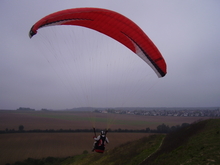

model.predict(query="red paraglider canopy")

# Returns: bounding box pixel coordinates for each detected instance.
[29,7,166,77]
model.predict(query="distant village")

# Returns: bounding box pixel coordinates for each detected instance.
[17,107,220,117]
[93,107,220,117]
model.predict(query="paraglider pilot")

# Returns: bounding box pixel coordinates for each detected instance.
[92,130,109,153]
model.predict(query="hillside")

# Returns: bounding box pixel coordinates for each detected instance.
[12,119,220,165]
[142,118,220,165]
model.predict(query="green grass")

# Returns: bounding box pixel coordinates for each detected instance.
[73,134,164,165]
[144,119,220,165]
[113,119,152,126]
[17,111,159,127]
[15,111,92,122]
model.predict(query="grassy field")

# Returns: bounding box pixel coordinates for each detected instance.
[142,119,220,165]
[0,110,211,164]
[0,110,210,131]
[4,119,219,165]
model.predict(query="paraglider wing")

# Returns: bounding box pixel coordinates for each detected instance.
[29,8,166,77]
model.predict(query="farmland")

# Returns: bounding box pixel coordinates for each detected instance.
[0,110,210,131]
[0,110,211,165]
[0,132,149,165]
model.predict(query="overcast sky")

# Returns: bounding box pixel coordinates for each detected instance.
[1,1,220,110]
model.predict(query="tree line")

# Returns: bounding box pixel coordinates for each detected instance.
[0,123,190,134]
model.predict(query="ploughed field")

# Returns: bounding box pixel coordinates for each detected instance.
[0,110,210,165]
[0,132,149,165]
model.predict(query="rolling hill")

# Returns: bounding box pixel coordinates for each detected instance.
[12,119,220,165]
